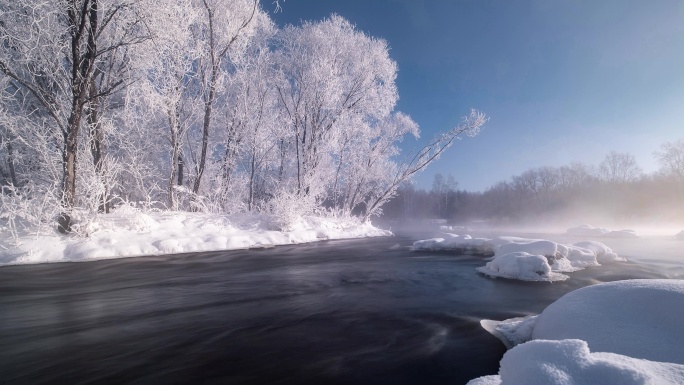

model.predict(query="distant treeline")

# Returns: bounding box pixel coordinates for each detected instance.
[382,142,684,225]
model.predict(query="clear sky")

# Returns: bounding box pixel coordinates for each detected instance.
[266,0,684,191]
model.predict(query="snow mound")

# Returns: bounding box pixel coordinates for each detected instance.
[0,212,392,266]
[567,224,639,238]
[571,240,622,262]
[486,279,684,363]
[411,233,494,254]
[676,230,684,240]
[467,339,684,385]
[473,280,684,384]
[413,234,621,282]
[532,279,684,363]
[476,252,569,282]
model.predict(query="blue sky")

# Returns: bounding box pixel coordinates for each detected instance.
[267,0,684,191]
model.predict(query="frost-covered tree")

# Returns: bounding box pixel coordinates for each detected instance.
[1,5,484,228]
[362,109,486,220]
[558,162,594,189]
[272,15,485,219]
[0,0,153,231]
[124,0,201,209]
[188,0,269,197]
[432,173,458,218]
[207,23,279,212]
[598,151,642,183]
[654,139,684,180]
[332,112,420,216]
[274,15,399,202]
[121,0,270,210]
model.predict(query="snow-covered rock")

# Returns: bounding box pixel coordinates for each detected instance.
[0,211,392,266]
[471,279,684,384]
[411,233,494,254]
[566,224,639,238]
[412,234,622,282]
[467,339,684,385]
[476,252,569,282]
[571,240,621,262]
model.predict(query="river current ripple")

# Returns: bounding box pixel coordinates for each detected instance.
[0,231,680,384]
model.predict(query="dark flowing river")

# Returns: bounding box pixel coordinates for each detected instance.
[0,231,681,384]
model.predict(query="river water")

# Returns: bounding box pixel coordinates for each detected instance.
[0,230,682,384]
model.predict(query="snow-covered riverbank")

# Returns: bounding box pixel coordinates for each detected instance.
[0,208,391,266]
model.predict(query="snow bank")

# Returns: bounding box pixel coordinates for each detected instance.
[467,339,684,385]
[471,279,684,384]
[567,224,639,238]
[413,234,622,282]
[487,279,684,362]
[0,210,391,266]
[534,279,684,363]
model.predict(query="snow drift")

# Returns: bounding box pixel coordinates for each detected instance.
[467,339,684,385]
[471,279,684,385]
[0,209,391,266]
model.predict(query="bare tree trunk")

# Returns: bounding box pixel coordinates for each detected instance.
[177,154,184,186]
[168,105,181,210]
[87,75,108,213]
[248,151,256,211]
[193,77,215,195]
[58,0,99,233]
[60,98,83,232]
[5,136,19,189]
[220,131,240,197]
[295,130,302,195]
[278,139,286,183]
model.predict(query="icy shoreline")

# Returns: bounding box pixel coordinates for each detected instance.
[0,209,392,266]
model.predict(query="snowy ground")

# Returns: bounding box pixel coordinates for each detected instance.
[470,279,684,385]
[0,207,391,266]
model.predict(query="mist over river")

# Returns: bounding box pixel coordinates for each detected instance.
[1,230,681,385]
